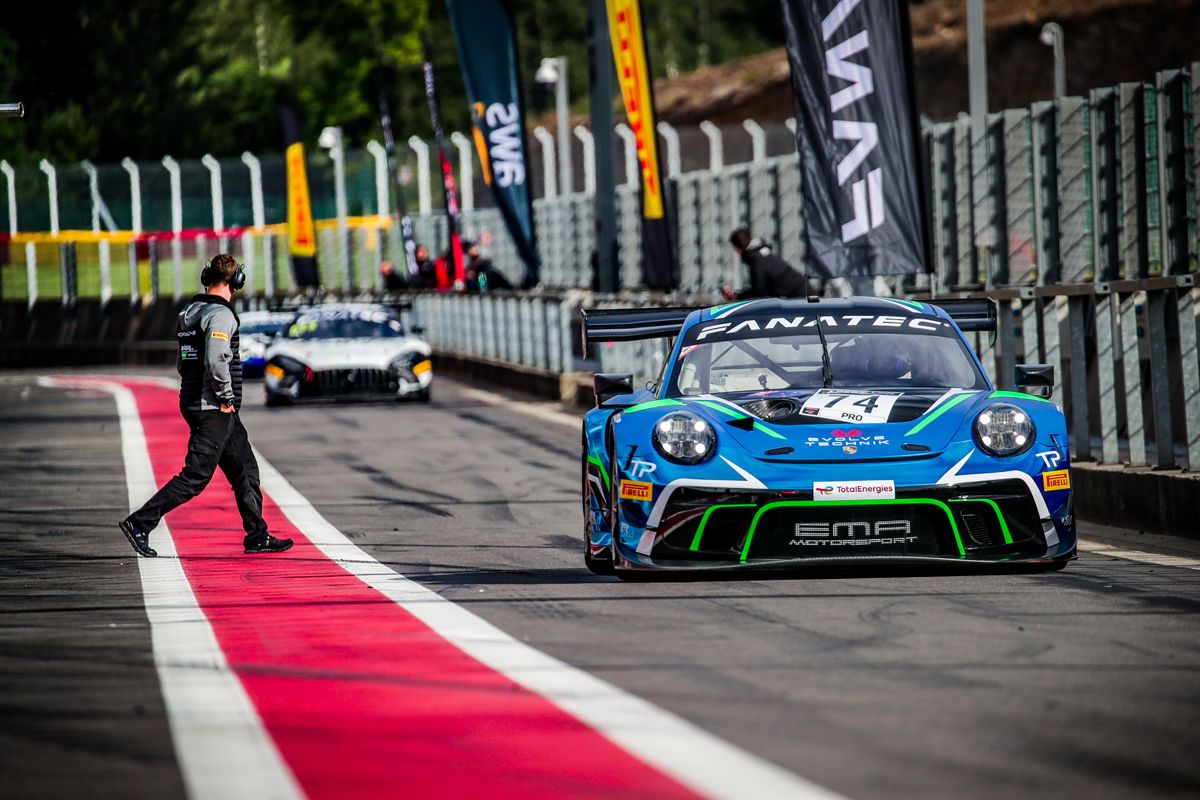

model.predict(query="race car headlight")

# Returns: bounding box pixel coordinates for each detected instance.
[652,411,716,465]
[265,356,307,388]
[973,403,1035,456]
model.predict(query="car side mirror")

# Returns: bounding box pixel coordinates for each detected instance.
[594,372,634,407]
[1015,363,1054,398]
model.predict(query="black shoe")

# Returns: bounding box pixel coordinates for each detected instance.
[119,520,157,558]
[244,534,294,554]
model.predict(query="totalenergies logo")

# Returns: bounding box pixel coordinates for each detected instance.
[814,485,835,496]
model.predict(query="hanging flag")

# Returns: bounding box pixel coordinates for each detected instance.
[780,0,928,277]
[606,0,674,290]
[445,0,540,286]
[422,60,466,288]
[280,105,320,288]
[378,91,420,278]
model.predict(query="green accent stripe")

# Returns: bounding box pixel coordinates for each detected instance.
[695,399,743,418]
[694,400,787,439]
[989,390,1050,403]
[949,498,1013,545]
[891,299,926,311]
[739,499,965,562]
[624,398,686,414]
[690,504,756,551]
[752,422,787,440]
[586,453,609,487]
[708,300,751,317]
[905,392,977,436]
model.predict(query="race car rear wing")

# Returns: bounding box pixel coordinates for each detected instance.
[929,298,996,332]
[581,307,697,344]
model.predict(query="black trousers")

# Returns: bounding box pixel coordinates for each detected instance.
[127,409,268,540]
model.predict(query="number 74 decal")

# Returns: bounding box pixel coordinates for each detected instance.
[799,390,903,424]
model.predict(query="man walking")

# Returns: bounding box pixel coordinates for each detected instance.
[118,254,293,557]
[722,227,830,299]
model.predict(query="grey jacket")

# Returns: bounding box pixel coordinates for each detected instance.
[177,297,241,411]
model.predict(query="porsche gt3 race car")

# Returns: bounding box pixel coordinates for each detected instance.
[263,303,432,405]
[580,297,1075,578]
[238,310,297,379]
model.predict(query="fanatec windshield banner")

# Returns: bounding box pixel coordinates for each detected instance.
[781,0,927,276]
[446,0,540,285]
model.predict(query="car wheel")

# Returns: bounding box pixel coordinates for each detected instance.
[264,391,289,407]
[582,443,614,575]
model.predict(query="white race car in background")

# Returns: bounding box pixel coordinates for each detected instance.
[239,310,297,379]
[263,303,432,405]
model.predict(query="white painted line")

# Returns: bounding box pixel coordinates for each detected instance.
[1078,540,1200,572]
[254,446,847,800]
[453,383,582,429]
[41,377,303,800]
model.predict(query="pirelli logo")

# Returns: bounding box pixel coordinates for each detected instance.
[619,480,653,502]
[211,331,229,341]
[1042,469,1071,491]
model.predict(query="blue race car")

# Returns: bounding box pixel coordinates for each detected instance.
[580,297,1075,578]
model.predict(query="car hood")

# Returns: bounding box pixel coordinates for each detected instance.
[625,390,993,462]
[265,337,430,370]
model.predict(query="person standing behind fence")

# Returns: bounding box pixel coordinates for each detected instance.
[722,227,829,300]
[118,254,293,558]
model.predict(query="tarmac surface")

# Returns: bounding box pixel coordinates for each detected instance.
[1,369,1198,799]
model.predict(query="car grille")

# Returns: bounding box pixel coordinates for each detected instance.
[305,368,398,397]
[651,480,1044,562]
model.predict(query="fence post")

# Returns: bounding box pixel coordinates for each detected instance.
[1156,69,1193,275]
[742,119,767,163]
[1057,96,1093,282]
[699,121,724,171]
[38,160,59,237]
[59,242,77,311]
[656,122,681,179]
[24,241,37,310]
[120,158,142,235]
[449,132,474,210]
[534,126,558,199]
[1117,84,1148,278]
[1094,290,1121,463]
[574,126,596,194]
[201,154,226,251]
[983,113,1008,286]
[0,160,16,235]
[364,140,389,217]
[407,136,432,214]
[148,239,160,303]
[1031,101,1061,284]
[128,242,140,304]
[614,123,637,186]
[1090,88,1121,281]
[1119,291,1148,465]
[98,238,112,308]
[952,117,976,287]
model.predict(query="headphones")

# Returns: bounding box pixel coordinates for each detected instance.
[201,259,246,292]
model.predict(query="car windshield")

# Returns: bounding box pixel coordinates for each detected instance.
[284,309,404,340]
[669,313,985,396]
[241,319,289,336]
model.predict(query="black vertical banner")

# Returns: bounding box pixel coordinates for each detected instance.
[423,60,467,287]
[378,91,420,278]
[445,0,540,286]
[780,0,928,277]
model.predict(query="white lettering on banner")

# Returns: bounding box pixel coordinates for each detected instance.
[484,103,526,187]
[812,480,896,500]
[822,0,883,244]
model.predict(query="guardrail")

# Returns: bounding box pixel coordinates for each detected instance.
[406,281,1200,474]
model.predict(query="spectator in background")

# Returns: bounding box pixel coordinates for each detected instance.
[379,260,407,292]
[465,241,513,292]
[413,244,437,289]
[722,227,829,300]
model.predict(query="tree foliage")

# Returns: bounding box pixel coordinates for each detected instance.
[0,0,785,163]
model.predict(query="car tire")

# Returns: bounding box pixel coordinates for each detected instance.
[416,387,432,403]
[264,391,290,407]
[582,444,614,576]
